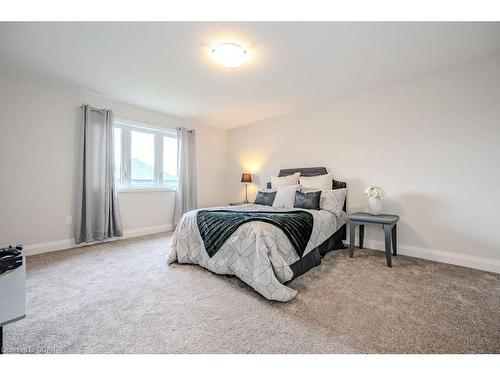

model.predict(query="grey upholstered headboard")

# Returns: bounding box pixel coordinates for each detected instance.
[266,167,347,211]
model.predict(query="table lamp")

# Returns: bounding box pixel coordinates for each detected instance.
[240,173,252,203]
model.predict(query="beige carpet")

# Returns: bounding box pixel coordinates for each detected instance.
[4,233,500,354]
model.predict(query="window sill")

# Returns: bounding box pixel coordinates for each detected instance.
[117,187,177,193]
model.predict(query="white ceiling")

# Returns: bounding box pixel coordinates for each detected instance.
[1,22,499,129]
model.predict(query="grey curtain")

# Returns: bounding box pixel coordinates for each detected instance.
[75,105,123,244]
[173,127,197,226]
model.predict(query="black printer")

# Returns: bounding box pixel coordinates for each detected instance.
[0,245,23,276]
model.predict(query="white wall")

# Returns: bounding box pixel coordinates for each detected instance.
[227,56,500,271]
[0,72,227,251]
[2,57,499,272]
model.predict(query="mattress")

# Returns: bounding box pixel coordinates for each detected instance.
[167,204,347,301]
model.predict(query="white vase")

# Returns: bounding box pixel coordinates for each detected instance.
[368,196,383,215]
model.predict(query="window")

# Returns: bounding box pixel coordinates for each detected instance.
[130,130,155,185]
[113,119,177,191]
[163,136,177,188]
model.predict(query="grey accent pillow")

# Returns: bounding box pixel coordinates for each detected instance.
[294,190,322,210]
[254,191,277,206]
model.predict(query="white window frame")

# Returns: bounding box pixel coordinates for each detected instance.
[114,119,177,193]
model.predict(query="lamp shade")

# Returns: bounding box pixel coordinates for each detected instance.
[240,173,252,183]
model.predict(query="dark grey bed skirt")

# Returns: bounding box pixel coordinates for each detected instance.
[288,223,347,281]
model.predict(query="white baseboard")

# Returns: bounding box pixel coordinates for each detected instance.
[346,238,500,274]
[23,224,173,257]
[21,225,500,274]
[122,224,173,238]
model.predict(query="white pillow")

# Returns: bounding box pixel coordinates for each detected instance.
[271,172,300,188]
[299,174,333,190]
[272,185,300,209]
[319,188,347,216]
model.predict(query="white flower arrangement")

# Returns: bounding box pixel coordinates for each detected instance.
[364,185,385,198]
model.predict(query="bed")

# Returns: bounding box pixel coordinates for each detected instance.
[167,167,347,302]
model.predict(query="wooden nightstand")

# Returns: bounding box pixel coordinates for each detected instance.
[348,212,399,267]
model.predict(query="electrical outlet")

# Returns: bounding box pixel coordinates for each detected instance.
[65,216,73,225]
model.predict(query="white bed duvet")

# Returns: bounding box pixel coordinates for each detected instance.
[167,204,347,301]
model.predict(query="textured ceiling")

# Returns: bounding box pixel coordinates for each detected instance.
[1,22,499,128]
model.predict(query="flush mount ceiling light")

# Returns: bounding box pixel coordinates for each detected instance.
[211,42,247,68]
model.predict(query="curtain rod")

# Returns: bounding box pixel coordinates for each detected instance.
[80,104,106,113]
[82,106,191,133]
